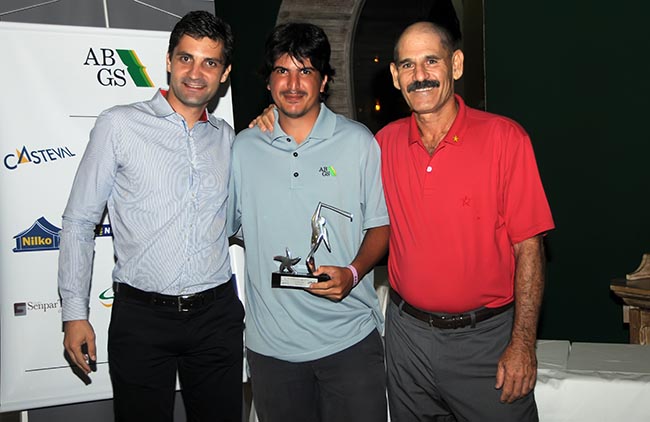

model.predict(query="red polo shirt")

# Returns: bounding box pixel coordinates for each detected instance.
[376,95,554,313]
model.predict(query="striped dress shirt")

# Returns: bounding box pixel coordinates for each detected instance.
[58,90,234,321]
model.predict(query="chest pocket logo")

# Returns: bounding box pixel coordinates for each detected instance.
[319,166,337,177]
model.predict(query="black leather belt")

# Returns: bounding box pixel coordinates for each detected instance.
[113,281,230,312]
[390,288,513,329]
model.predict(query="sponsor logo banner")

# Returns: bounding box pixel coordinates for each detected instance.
[13,300,62,316]
[13,217,61,253]
[83,47,154,87]
[3,146,76,171]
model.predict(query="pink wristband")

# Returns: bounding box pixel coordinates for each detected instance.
[346,264,359,287]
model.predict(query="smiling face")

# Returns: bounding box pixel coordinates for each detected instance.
[390,23,463,116]
[267,53,327,123]
[166,34,231,122]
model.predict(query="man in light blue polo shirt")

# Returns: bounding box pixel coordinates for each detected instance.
[228,23,389,422]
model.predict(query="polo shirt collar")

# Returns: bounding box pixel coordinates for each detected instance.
[408,94,467,147]
[151,89,214,126]
[269,103,336,145]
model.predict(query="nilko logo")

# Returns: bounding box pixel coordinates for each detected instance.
[12,218,113,252]
[3,145,76,171]
[319,166,337,177]
[13,217,61,253]
[84,47,154,87]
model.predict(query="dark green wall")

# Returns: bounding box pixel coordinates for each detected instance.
[217,1,283,131]
[219,1,649,343]
[484,1,650,342]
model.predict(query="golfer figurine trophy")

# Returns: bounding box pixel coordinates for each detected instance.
[272,202,353,288]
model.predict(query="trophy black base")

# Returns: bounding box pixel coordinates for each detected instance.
[272,272,330,288]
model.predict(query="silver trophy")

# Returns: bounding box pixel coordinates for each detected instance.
[272,202,353,288]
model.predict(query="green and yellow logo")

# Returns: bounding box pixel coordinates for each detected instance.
[99,287,114,308]
[116,49,154,87]
[84,47,154,87]
[319,166,337,177]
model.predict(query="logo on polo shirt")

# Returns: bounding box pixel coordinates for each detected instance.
[319,166,337,177]
[84,48,154,87]
[3,145,76,171]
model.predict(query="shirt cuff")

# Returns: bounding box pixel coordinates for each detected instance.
[62,297,90,321]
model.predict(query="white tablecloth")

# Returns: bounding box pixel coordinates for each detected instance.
[536,341,650,422]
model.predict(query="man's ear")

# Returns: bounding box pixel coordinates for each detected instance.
[319,75,328,93]
[452,50,464,81]
[220,64,232,83]
[389,63,400,90]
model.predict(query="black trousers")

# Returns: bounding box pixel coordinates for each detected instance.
[108,283,245,422]
[247,329,387,422]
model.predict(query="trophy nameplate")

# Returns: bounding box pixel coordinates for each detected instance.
[271,274,328,288]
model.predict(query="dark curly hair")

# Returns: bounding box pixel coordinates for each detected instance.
[262,23,336,101]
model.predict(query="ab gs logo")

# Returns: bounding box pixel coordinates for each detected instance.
[84,48,154,87]
[319,166,337,177]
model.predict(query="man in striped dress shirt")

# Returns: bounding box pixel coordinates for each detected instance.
[57,11,243,422]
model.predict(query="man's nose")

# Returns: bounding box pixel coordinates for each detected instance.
[287,71,300,90]
[188,62,202,78]
[413,62,428,81]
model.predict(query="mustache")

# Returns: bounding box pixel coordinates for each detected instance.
[407,80,440,93]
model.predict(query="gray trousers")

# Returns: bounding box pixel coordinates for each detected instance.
[248,329,387,422]
[385,300,538,422]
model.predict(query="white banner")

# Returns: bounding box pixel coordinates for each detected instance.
[0,21,235,412]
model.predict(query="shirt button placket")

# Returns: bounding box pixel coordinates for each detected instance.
[186,131,198,272]
[424,160,437,196]
[290,147,301,188]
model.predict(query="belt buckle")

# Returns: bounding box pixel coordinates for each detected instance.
[427,314,436,327]
[177,295,193,312]
[439,313,466,329]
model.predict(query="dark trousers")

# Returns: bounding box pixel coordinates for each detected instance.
[108,283,244,422]
[247,329,387,422]
[385,300,538,422]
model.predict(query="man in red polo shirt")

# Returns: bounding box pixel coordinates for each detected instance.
[377,21,553,421]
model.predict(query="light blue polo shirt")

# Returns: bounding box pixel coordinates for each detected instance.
[229,103,389,362]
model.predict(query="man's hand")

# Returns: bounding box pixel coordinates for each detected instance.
[306,226,389,301]
[63,320,97,374]
[495,341,537,403]
[248,104,276,132]
[308,265,355,301]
